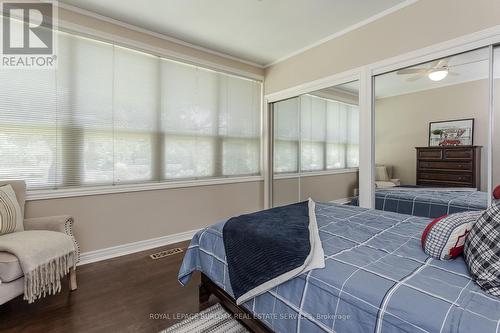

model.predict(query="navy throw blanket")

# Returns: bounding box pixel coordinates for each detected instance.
[223,200,324,304]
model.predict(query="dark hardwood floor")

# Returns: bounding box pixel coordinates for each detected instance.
[0,240,202,333]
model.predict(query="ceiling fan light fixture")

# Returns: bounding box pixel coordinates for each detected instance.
[428,69,449,81]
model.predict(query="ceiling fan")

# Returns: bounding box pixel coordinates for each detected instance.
[396,58,459,82]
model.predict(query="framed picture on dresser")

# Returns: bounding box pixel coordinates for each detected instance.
[428,118,474,147]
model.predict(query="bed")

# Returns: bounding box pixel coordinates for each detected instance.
[179,203,500,333]
[350,188,489,218]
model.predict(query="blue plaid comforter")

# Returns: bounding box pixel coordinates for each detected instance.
[178,203,500,333]
[351,189,489,218]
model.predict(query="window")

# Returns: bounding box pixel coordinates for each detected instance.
[273,94,359,174]
[0,32,262,190]
[113,46,159,184]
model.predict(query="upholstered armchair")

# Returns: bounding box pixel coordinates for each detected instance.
[0,180,79,305]
[375,165,401,188]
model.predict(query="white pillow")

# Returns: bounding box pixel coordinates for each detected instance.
[0,185,24,235]
[375,166,390,181]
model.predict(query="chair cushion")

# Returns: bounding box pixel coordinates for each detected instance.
[375,181,397,188]
[0,251,23,283]
[464,203,500,296]
[0,185,24,235]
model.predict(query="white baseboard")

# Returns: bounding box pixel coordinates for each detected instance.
[78,229,201,266]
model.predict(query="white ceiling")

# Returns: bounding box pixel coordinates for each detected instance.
[59,0,408,66]
[338,48,490,98]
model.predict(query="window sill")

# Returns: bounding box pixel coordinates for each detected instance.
[273,168,358,180]
[26,176,264,201]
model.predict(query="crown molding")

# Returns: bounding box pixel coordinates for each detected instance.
[58,1,420,70]
[57,2,265,69]
[264,0,420,68]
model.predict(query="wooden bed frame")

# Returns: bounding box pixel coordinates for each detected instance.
[199,273,273,333]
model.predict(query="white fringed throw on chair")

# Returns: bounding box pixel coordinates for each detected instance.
[0,230,76,303]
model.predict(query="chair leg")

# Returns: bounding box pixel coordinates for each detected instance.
[69,267,77,291]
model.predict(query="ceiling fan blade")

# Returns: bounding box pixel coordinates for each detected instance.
[434,58,450,69]
[406,75,423,82]
[397,68,426,75]
[427,60,440,69]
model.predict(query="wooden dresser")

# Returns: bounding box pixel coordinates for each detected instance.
[416,146,482,189]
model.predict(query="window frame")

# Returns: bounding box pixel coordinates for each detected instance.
[2,26,264,199]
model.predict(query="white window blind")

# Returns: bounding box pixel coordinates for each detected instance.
[273,98,299,173]
[0,32,262,190]
[219,75,261,176]
[113,46,159,184]
[57,34,115,187]
[161,59,219,179]
[301,95,326,171]
[326,100,348,169]
[273,94,359,174]
[0,67,57,189]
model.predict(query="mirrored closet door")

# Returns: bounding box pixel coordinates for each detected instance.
[493,46,500,199]
[271,81,360,207]
[373,47,491,217]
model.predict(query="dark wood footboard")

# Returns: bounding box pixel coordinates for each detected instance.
[199,273,273,333]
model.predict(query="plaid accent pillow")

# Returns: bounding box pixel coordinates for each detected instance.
[421,210,483,260]
[464,204,500,296]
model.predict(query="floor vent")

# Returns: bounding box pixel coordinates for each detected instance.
[150,248,184,260]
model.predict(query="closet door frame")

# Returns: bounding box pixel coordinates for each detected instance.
[264,71,362,208]
[264,27,500,209]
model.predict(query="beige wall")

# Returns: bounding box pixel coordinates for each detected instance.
[273,177,300,207]
[273,172,358,207]
[264,0,500,94]
[26,181,263,253]
[21,7,265,254]
[375,80,490,191]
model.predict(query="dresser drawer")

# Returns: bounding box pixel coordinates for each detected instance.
[444,148,473,160]
[418,172,472,183]
[418,149,443,160]
[417,180,472,187]
[418,161,472,171]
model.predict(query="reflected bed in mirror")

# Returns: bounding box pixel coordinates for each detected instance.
[352,48,494,218]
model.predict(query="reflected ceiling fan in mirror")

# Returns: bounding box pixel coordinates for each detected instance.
[396,58,460,82]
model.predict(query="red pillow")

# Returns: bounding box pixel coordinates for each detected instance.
[421,211,483,260]
[493,185,500,200]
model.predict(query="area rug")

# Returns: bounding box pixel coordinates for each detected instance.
[160,303,249,333]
